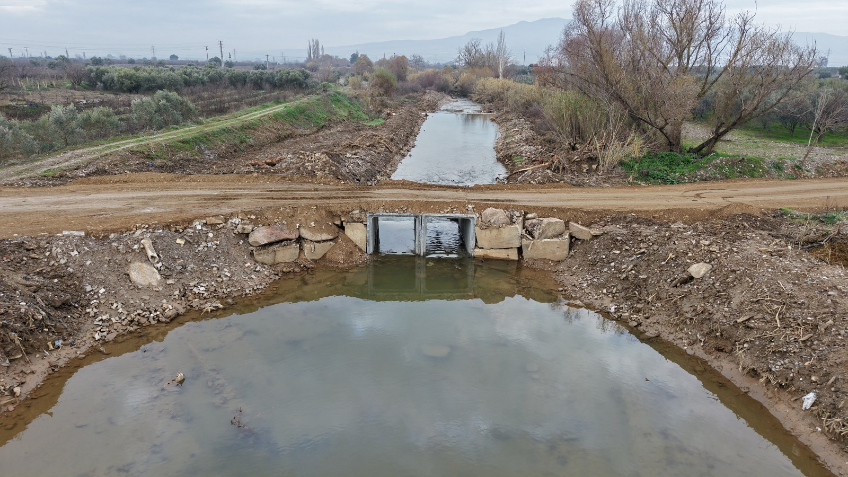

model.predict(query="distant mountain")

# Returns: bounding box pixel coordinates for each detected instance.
[280,18,570,65]
[271,19,847,68]
[794,32,848,67]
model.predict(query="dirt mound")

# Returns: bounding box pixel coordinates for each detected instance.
[546,213,848,462]
[811,242,848,267]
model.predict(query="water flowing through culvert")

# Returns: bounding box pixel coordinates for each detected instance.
[391,99,506,185]
[0,257,834,477]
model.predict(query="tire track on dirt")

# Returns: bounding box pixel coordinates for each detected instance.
[1,174,846,238]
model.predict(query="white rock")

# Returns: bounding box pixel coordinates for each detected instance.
[128,262,162,287]
[687,262,713,279]
[481,208,511,227]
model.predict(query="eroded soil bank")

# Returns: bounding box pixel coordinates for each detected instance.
[1,203,847,474]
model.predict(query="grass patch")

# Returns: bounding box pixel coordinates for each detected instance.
[273,92,367,128]
[621,152,715,184]
[39,168,62,177]
[621,151,793,184]
[738,125,848,148]
[134,91,369,158]
[364,118,385,126]
[511,156,525,164]
[780,207,848,225]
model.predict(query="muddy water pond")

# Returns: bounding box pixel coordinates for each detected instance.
[392,99,506,185]
[0,257,834,476]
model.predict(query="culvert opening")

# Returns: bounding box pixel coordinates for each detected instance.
[373,215,417,255]
[367,213,476,257]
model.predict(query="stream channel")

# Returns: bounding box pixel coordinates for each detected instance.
[0,257,834,476]
[391,98,507,185]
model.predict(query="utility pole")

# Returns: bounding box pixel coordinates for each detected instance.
[7,48,12,58]
[65,47,69,57]
[233,49,236,62]
[205,46,209,61]
[24,46,29,58]
[151,45,155,59]
[218,40,224,68]
[265,54,269,70]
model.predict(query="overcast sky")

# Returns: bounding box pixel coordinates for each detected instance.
[0,0,845,60]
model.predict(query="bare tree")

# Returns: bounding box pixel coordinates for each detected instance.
[457,38,485,68]
[550,0,818,154]
[63,61,88,87]
[0,56,15,92]
[803,87,848,160]
[409,54,427,70]
[494,31,511,78]
[307,39,321,61]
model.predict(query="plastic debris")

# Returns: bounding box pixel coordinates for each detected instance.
[801,392,817,410]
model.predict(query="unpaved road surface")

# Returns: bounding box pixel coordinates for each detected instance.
[1,173,846,237]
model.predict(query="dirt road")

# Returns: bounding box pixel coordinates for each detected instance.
[1,173,846,237]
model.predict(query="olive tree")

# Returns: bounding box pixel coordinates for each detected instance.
[549,0,818,154]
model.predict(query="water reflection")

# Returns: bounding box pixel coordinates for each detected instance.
[0,258,831,477]
[391,99,506,185]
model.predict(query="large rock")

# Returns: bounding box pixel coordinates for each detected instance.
[688,262,713,279]
[522,236,570,260]
[343,222,367,251]
[526,218,566,240]
[481,208,511,227]
[475,224,521,249]
[248,225,298,246]
[128,262,161,287]
[253,243,299,265]
[299,222,339,242]
[303,240,335,260]
[569,222,601,241]
[474,247,519,261]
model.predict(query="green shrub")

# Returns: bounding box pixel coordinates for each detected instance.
[0,117,38,161]
[78,106,121,140]
[370,67,398,96]
[131,90,198,130]
[47,104,84,147]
